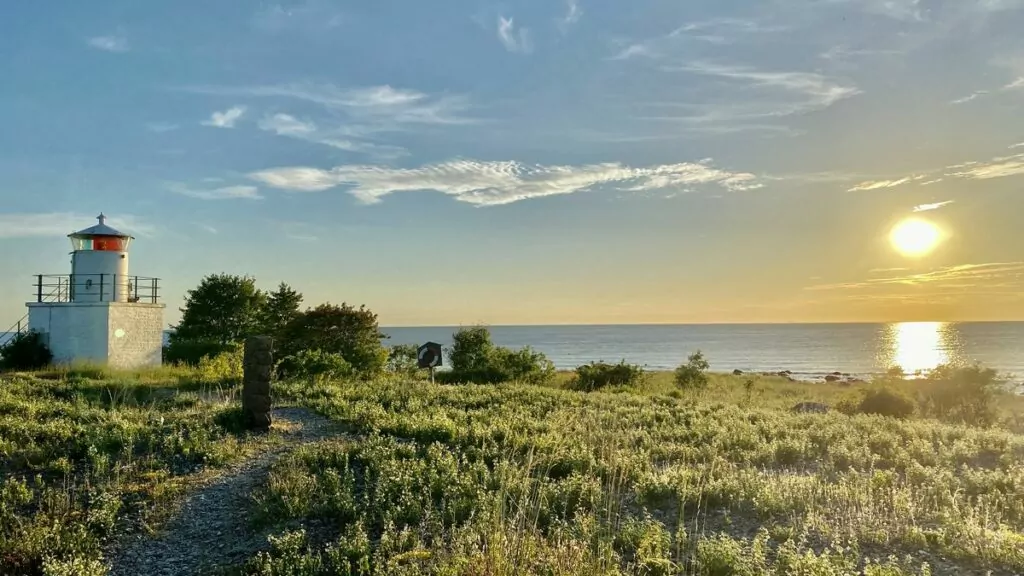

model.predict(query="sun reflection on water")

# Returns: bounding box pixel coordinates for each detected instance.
[878,322,963,377]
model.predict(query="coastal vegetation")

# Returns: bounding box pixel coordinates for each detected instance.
[2,276,1022,575]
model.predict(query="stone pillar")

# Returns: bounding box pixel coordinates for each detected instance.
[242,336,273,430]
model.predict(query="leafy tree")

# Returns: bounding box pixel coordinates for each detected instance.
[277,303,388,379]
[170,274,267,346]
[259,282,303,338]
[448,326,495,375]
[674,350,710,389]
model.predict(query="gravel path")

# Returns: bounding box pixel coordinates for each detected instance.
[107,407,342,576]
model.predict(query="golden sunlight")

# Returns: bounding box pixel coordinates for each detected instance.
[889,218,942,257]
[877,321,965,376]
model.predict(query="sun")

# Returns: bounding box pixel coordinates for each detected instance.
[890,218,942,257]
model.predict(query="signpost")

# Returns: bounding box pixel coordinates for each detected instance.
[417,341,442,383]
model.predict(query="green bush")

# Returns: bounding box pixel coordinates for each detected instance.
[0,330,53,371]
[920,364,1003,427]
[440,326,554,385]
[277,349,354,384]
[572,361,648,392]
[164,339,236,366]
[195,347,244,384]
[674,350,710,389]
[843,386,916,419]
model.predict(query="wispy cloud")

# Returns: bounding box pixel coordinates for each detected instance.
[854,149,1024,189]
[949,153,1024,179]
[87,35,129,53]
[145,122,179,133]
[613,17,784,61]
[559,0,582,31]
[199,224,218,234]
[169,183,262,200]
[0,213,153,238]
[184,84,474,125]
[251,0,345,33]
[807,263,1024,291]
[610,43,658,61]
[913,200,954,212]
[497,16,532,53]
[257,113,406,157]
[201,106,246,128]
[950,90,988,104]
[1005,77,1024,90]
[250,158,760,206]
[672,18,786,44]
[656,62,860,124]
[258,113,315,137]
[847,177,913,191]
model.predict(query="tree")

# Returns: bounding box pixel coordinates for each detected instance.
[259,282,303,338]
[277,303,388,379]
[448,326,495,375]
[674,350,710,389]
[170,274,267,346]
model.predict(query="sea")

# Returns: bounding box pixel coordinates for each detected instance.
[6,322,1023,383]
[381,322,1024,382]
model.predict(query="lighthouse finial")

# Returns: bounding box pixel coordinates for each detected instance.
[97,213,106,225]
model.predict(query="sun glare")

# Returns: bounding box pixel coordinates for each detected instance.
[889,218,941,257]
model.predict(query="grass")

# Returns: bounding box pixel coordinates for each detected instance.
[2,364,1023,575]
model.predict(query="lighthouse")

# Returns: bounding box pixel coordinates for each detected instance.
[26,214,165,368]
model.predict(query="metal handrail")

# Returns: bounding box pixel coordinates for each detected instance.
[0,314,28,347]
[32,274,161,304]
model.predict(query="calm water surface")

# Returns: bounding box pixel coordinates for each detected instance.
[382,322,1024,381]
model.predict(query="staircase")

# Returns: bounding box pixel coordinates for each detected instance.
[0,314,28,348]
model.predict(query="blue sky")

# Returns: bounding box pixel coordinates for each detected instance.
[2,0,1024,327]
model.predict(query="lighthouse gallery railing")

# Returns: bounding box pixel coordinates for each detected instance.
[32,274,161,304]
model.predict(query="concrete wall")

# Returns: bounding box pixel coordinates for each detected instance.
[107,303,164,368]
[26,302,165,368]
[27,303,109,364]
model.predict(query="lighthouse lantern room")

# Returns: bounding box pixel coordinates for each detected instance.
[26,214,165,368]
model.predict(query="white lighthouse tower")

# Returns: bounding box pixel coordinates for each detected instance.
[26,214,165,368]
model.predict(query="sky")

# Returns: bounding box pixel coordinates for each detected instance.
[2,0,1023,328]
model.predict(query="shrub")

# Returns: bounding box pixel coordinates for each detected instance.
[674,350,710,389]
[572,361,648,392]
[0,330,53,371]
[277,349,354,384]
[164,339,236,366]
[277,303,388,379]
[920,364,1003,427]
[195,347,244,384]
[845,386,916,419]
[489,346,555,385]
[440,326,554,385]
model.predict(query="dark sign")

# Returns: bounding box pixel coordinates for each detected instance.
[417,342,443,369]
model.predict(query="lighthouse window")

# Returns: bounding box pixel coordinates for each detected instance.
[70,237,93,251]
[93,237,124,251]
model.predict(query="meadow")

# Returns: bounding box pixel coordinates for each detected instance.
[2,364,1023,575]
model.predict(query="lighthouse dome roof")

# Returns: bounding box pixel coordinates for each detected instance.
[68,213,133,239]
